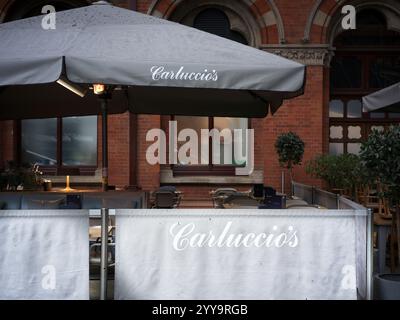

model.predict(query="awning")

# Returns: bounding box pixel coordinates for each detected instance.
[0,1,306,119]
[362,82,400,113]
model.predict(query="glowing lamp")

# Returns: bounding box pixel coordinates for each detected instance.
[93,84,106,95]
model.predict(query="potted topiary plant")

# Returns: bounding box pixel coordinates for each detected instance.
[275,132,305,196]
[360,125,400,300]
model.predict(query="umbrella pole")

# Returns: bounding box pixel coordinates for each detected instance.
[101,98,109,192]
[100,96,109,300]
[100,207,109,300]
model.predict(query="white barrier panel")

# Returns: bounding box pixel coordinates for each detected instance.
[115,209,366,300]
[0,210,89,300]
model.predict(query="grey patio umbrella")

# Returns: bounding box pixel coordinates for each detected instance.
[0,1,306,191]
[363,82,400,113]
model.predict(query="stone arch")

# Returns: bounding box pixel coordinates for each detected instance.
[304,0,400,44]
[1,0,90,22]
[147,0,286,45]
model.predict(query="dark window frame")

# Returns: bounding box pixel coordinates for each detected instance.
[17,117,98,176]
[329,8,400,155]
[171,116,251,177]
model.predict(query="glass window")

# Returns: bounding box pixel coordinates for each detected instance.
[175,116,247,166]
[21,118,57,165]
[21,116,98,168]
[347,100,362,118]
[333,10,400,47]
[176,116,208,165]
[214,118,248,165]
[370,56,400,88]
[329,143,344,155]
[370,112,385,119]
[371,126,385,132]
[388,113,400,119]
[330,9,400,157]
[347,126,362,139]
[329,126,343,139]
[330,57,362,89]
[329,100,344,118]
[193,8,248,44]
[347,143,361,155]
[62,116,97,166]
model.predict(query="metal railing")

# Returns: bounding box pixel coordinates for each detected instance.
[291,181,373,300]
[292,181,363,210]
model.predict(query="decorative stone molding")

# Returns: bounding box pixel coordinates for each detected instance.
[261,45,334,67]
[148,0,286,44]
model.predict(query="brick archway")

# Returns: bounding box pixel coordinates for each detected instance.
[304,0,400,44]
[147,0,285,45]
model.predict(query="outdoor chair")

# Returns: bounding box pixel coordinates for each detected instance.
[210,188,238,208]
[89,226,115,280]
[151,187,182,208]
[222,192,261,209]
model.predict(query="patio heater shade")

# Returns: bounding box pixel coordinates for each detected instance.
[362,82,400,113]
[0,1,306,119]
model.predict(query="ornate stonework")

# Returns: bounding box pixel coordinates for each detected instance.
[261,45,334,67]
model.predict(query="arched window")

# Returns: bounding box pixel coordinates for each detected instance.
[193,8,247,45]
[329,9,400,156]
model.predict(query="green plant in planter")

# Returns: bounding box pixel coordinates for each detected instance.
[275,132,305,192]
[360,125,400,262]
[306,153,363,196]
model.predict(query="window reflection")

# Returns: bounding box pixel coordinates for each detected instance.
[21,118,57,165]
[175,117,247,166]
[176,116,209,165]
[370,56,400,88]
[214,118,248,165]
[62,116,97,166]
[347,143,361,155]
[330,57,362,89]
[329,143,344,155]
[347,100,362,118]
[388,113,400,119]
[329,100,344,118]
[370,112,385,119]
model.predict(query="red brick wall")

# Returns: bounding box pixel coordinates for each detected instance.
[137,0,152,13]
[0,120,15,168]
[107,112,131,187]
[136,114,161,191]
[263,66,326,192]
[276,0,314,43]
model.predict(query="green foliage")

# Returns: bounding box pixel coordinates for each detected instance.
[360,125,400,203]
[275,132,305,169]
[0,161,41,191]
[306,153,365,191]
